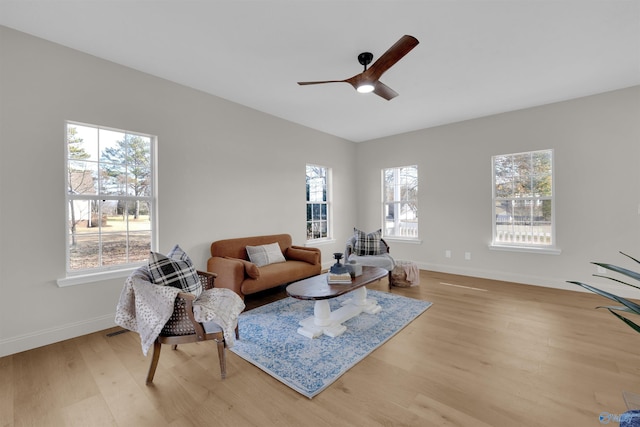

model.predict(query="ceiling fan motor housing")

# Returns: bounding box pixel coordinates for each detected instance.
[358,52,374,68]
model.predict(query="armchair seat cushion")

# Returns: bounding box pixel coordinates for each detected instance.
[347,253,395,271]
[203,321,223,333]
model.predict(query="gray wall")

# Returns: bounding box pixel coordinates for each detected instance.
[1,25,639,357]
[355,86,640,292]
[0,27,356,356]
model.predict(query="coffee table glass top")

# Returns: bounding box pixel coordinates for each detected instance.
[286,266,387,300]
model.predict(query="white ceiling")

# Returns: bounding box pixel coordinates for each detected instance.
[1,1,638,142]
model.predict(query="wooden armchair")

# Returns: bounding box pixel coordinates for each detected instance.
[146,271,229,384]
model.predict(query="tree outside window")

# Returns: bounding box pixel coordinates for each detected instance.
[492,149,553,247]
[66,122,156,272]
[383,165,418,238]
[306,164,330,240]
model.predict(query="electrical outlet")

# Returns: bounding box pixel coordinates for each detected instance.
[465,252,471,260]
[445,250,451,258]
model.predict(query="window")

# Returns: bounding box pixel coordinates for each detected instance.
[383,165,418,238]
[306,164,330,240]
[492,149,554,248]
[65,122,156,273]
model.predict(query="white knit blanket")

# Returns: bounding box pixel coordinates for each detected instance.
[115,273,245,355]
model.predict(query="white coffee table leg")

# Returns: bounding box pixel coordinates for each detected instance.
[297,299,347,338]
[341,286,382,314]
[297,287,382,339]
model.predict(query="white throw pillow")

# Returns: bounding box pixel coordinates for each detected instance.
[246,242,286,267]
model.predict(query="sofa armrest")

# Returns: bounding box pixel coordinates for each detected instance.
[224,257,260,279]
[286,246,321,265]
[207,256,246,298]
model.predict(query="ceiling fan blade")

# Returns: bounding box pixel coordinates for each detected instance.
[373,81,399,101]
[297,80,347,85]
[366,35,419,81]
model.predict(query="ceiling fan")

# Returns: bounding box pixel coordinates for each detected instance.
[297,35,419,101]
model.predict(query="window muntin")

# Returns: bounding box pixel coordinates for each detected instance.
[383,165,418,238]
[492,149,554,247]
[306,164,330,241]
[66,122,156,273]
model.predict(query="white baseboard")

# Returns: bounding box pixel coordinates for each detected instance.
[0,313,117,358]
[414,261,639,299]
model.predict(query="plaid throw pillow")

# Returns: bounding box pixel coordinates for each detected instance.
[148,244,202,297]
[353,228,383,256]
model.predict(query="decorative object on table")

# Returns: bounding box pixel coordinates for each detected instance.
[330,252,348,274]
[327,272,352,284]
[230,289,432,398]
[390,260,420,287]
[346,259,362,277]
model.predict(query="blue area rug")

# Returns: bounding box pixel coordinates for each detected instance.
[230,289,432,398]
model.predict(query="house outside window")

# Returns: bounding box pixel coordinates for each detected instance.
[306,164,330,241]
[383,165,418,238]
[65,121,156,273]
[492,149,555,249]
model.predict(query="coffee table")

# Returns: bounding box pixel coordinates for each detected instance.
[286,266,388,338]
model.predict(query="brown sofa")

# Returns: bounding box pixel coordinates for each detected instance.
[207,234,321,299]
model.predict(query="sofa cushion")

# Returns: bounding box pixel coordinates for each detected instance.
[354,228,383,256]
[246,242,287,267]
[148,244,202,297]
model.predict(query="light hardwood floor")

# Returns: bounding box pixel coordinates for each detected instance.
[2,270,640,426]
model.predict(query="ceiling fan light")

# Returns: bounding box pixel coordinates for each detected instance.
[357,83,375,93]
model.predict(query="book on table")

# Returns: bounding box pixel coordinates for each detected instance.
[328,272,352,284]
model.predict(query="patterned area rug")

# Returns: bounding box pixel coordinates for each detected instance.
[230,289,432,398]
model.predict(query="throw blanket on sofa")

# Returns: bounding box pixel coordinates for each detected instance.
[115,273,245,355]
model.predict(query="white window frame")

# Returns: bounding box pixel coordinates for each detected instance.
[490,149,560,255]
[306,164,332,242]
[59,121,158,286]
[382,165,419,240]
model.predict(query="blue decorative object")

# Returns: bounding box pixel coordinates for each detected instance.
[330,252,348,274]
[230,290,432,398]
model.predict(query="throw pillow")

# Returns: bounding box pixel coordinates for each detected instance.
[148,244,202,297]
[353,228,383,256]
[246,242,286,267]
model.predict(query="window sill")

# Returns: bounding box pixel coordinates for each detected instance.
[488,244,562,255]
[57,266,140,287]
[382,237,423,245]
[305,238,336,246]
